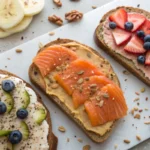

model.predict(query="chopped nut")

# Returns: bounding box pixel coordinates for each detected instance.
[134,114,141,119]
[77,138,83,143]
[53,0,62,7]
[103,93,109,99]
[123,70,130,75]
[135,92,140,95]
[77,70,84,75]
[144,121,150,125]
[51,83,59,89]
[134,98,139,102]
[145,97,148,101]
[39,42,44,49]
[134,107,139,111]
[124,139,130,144]
[136,135,141,141]
[140,87,145,93]
[48,15,63,26]
[83,145,91,150]
[49,32,55,36]
[65,10,83,22]
[92,6,97,9]
[16,49,22,53]
[58,126,66,132]
[77,78,84,84]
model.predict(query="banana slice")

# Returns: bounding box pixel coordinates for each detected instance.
[21,0,45,16]
[0,16,32,38]
[0,0,24,30]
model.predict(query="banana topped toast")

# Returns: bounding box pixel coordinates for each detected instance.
[95,6,150,86]
[29,39,128,142]
[0,70,57,150]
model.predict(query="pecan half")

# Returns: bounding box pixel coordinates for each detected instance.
[65,10,83,22]
[48,15,63,26]
[53,0,62,7]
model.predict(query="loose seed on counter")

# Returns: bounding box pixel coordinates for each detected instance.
[16,49,22,53]
[58,126,66,132]
[136,135,141,141]
[124,139,130,144]
[135,92,140,96]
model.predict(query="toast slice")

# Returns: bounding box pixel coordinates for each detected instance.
[0,70,57,150]
[95,6,150,86]
[28,38,125,142]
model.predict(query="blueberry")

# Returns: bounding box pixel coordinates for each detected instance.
[136,30,145,38]
[16,109,28,119]
[144,35,150,42]
[137,55,145,64]
[124,22,134,31]
[0,101,7,115]
[109,22,117,29]
[9,130,22,144]
[2,80,15,92]
[144,42,150,50]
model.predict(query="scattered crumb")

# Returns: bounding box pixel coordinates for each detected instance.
[58,126,66,132]
[67,138,70,142]
[7,58,11,60]
[16,49,22,53]
[124,79,127,81]
[92,6,97,9]
[140,88,145,93]
[123,70,130,75]
[83,145,91,150]
[21,36,24,40]
[135,92,140,96]
[145,108,148,111]
[139,109,143,113]
[114,144,118,149]
[77,138,83,143]
[134,107,139,111]
[39,42,44,49]
[131,108,134,115]
[134,114,141,119]
[136,135,141,141]
[145,97,148,101]
[124,139,130,144]
[49,32,55,36]
[137,102,140,106]
[5,66,7,68]
[134,98,139,102]
[144,121,150,125]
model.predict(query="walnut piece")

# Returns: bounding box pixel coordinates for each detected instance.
[53,0,62,7]
[48,15,63,26]
[65,10,83,22]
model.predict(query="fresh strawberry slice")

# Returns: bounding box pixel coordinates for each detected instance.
[112,28,131,46]
[140,19,150,35]
[109,8,127,29]
[145,51,150,65]
[128,13,146,32]
[124,35,146,54]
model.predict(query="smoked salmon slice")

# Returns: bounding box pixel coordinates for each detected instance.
[54,59,104,95]
[33,45,78,77]
[84,84,127,126]
[72,76,113,109]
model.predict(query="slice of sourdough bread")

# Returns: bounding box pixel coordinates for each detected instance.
[29,38,121,142]
[0,70,57,150]
[95,6,150,86]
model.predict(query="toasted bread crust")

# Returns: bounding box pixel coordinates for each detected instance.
[29,38,121,143]
[0,70,57,150]
[95,6,150,86]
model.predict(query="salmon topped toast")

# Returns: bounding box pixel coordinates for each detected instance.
[95,6,150,86]
[29,39,128,142]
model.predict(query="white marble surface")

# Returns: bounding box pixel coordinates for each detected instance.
[0,0,150,149]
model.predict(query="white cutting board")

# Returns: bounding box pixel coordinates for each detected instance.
[1,0,150,149]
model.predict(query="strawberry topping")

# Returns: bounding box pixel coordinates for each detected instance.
[109,8,127,29]
[145,51,150,65]
[140,19,150,35]
[124,35,146,54]
[112,28,131,46]
[128,13,146,32]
